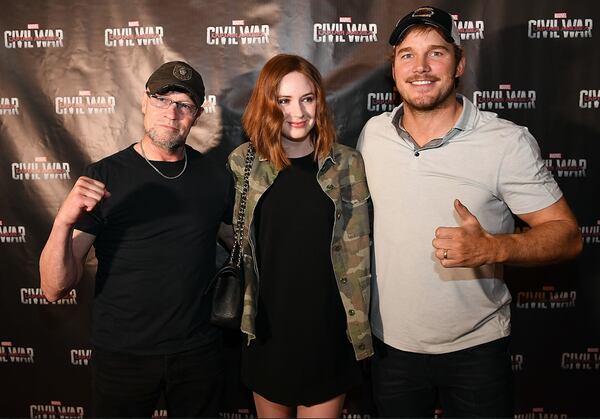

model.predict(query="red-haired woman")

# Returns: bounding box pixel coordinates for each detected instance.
[228,54,373,418]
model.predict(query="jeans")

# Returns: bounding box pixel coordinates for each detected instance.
[371,337,514,418]
[91,343,224,418]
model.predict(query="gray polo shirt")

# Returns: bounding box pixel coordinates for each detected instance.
[357,95,562,354]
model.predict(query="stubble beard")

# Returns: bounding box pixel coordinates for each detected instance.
[403,68,458,112]
[404,79,456,112]
[146,128,185,153]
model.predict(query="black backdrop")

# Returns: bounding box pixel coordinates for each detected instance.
[1,0,599,417]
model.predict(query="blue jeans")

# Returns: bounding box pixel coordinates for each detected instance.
[371,337,514,418]
[91,343,224,417]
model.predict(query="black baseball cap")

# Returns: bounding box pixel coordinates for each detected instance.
[389,6,461,46]
[145,61,205,107]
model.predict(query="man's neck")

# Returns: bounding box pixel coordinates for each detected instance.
[401,97,463,148]
[135,137,185,162]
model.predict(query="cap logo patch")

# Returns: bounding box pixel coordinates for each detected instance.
[173,64,192,81]
[412,7,435,18]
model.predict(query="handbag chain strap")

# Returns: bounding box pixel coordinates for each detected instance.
[232,143,255,268]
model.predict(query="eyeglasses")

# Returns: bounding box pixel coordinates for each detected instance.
[146,93,198,116]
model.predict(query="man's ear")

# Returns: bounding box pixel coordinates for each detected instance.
[456,53,466,78]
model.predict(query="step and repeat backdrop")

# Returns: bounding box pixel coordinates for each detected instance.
[1,0,599,417]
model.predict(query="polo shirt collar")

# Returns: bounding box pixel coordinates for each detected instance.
[391,94,476,150]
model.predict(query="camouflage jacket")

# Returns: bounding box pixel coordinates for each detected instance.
[228,142,373,360]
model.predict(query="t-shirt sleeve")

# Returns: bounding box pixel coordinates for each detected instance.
[496,126,562,215]
[73,164,106,236]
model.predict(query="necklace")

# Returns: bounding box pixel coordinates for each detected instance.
[139,141,187,180]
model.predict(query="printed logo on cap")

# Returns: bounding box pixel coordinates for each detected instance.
[545,153,587,178]
[0,97,19,115]
[528,12,593,39]
[11,156,71,181]
[173,64,192,81]
[55,90,115,115]
[473,84,536,110]
[3,23,64,48]
[451,14,484,40]
[105,21,164,47]
[207,19,270,45]
[313,16,378,43]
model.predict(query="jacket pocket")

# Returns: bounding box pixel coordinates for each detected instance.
[338,178,370,239]
[358,274,372,310]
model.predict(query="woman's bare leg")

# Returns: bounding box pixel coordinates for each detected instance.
[297,393,345,418]
[253,392,294,418]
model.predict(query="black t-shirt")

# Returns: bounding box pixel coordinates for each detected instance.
[242,153,361,405]
[75,144,233,355]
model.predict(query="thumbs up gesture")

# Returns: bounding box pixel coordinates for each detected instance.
[433,199,496,268]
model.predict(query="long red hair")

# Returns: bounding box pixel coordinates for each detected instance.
[242,54,336,170]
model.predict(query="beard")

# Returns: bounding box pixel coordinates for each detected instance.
[146,127,185,152]
[402,81,456,112]
[401,71,458,112]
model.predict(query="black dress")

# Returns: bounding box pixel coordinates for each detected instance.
[241,153,362,406]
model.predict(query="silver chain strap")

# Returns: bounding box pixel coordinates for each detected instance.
[231,144,255,268]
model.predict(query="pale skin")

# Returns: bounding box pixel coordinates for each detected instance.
[251,71,345,418]
[254,392,346,419]
[278,71,317,158]
[40,90,233,302]
[393,28,582,268]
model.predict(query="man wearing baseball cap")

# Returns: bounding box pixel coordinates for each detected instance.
[40,61,233,417]
[357,6,581,417]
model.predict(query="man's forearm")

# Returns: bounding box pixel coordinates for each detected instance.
[494,219,582,266]
[39,221,83,302]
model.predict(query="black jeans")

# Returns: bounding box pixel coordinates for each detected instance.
[91,343,224,418]
[371,337,514,418]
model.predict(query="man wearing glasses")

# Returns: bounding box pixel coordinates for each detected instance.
[40,61,233,417]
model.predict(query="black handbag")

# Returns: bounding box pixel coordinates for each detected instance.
[207,144,255,329]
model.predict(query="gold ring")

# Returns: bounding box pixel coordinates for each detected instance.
[443,249,448,259]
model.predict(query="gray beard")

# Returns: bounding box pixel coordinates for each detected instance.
[146,128,185,153]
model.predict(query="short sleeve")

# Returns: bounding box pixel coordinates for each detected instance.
[73,164,105,236]
[497,127,562,215]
